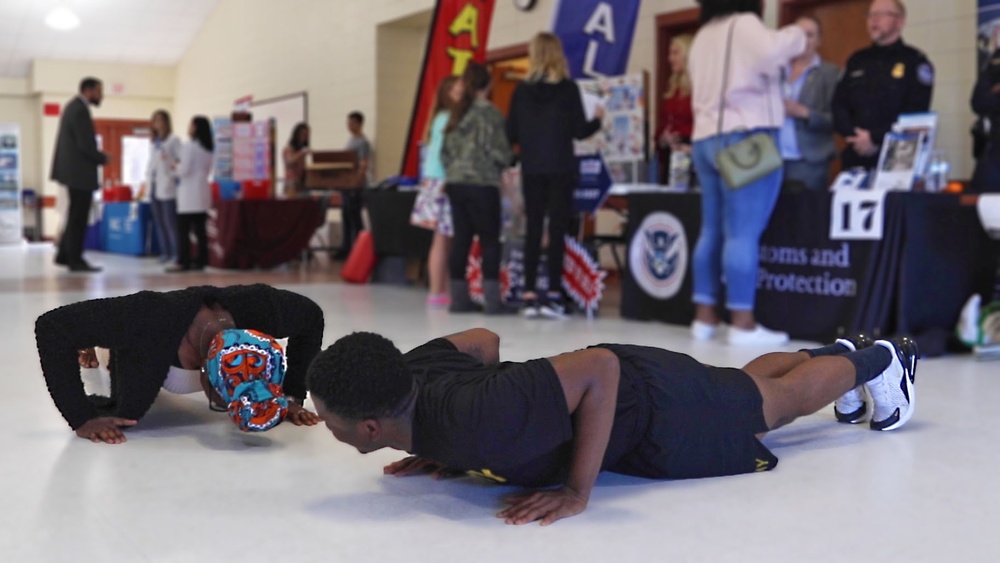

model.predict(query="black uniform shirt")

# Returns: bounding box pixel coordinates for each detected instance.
[832,38,934,169]
[403,339,649,488]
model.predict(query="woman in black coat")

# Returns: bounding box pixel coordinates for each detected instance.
[35,284,324,443]
[506,32,603,319]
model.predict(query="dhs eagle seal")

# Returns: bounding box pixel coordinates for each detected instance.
[629,212,687,299]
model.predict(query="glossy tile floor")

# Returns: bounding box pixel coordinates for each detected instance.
[3,243,999,562]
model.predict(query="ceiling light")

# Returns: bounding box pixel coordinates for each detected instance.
[45,5,80,31]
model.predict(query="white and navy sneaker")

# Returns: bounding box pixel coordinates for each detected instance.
[834,333,874,424]
[538,296,566,320]
[866,337,918,431]
[521,298,541,319]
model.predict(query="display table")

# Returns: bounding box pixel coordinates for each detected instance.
[365,190,433,258]
[208,199,323,269]
[622,190,995,350]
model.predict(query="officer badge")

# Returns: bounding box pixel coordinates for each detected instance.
[892,63,905,79]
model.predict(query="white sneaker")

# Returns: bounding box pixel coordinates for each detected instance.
[834,386,869,424]
[727,324,789,346]
[691,320,719,341]
[521,298,540,319]
[538,298,567,319]
[833,334,874,424]
[866,338,918,431]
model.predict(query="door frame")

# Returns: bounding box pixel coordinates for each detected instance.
[654,8,701,141]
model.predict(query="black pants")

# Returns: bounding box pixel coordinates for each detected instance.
[176,212,208,268]
[522,173,575,293]
[446,183,502,281]
[57,188,93,266]
[338,189,364,254]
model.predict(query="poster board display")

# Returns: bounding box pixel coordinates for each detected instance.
[0,124,21,244]
[232,121,271,182]
[574,73,647,183]
[251,93,306,194]
[213,117,234,180]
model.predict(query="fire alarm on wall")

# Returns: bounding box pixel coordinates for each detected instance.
[513,0,537,12]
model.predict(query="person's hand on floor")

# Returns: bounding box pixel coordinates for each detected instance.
[497,486,588,526]
[285,402,320,426]
[75,417,137,444]
[78,348,99,369]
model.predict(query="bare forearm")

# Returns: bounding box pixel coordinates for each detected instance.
[549,349,620,500]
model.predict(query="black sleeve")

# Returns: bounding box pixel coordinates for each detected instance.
[831,56,858,138]
[901,52,934,116]
[505,85,521,146]
[34,295,161,429]
[70,103,107,165]
[570,82,602,140]
[233,286,323,403]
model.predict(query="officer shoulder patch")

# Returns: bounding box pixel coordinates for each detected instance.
[918,63,934,86]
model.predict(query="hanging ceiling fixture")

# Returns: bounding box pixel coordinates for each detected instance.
[45,3,80,31]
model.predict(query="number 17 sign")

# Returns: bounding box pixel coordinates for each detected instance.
[829,189,889,241]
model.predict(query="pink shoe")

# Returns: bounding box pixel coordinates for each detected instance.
[427,294,451,307]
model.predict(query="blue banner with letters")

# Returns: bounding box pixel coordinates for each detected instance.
[551,0,641,79]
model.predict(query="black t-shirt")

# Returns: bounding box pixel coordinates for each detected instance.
[402,339,650,488]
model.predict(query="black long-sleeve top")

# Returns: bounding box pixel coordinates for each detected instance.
[35,284,324,430]
[506,78,602,175]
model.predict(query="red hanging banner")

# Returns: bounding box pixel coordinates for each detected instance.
[400,0,496,179]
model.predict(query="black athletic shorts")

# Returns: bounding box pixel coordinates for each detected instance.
[597,344,778,480]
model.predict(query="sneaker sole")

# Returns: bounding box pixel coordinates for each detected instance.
[870,340,918,431]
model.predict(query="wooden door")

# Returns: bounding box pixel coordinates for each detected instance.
[781,0,872,180]
[490,61,527,118]
[781,0,871,68]
[93,119,151,186]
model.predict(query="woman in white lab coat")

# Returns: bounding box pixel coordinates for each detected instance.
[167,116,214,272]
[146,109,181,263]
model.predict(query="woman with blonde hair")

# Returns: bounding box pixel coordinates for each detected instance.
[657,34,695,185]
[506,32,603,319]
[410,75,463,306]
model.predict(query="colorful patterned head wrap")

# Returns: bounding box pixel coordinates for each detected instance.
[204,329,288,432]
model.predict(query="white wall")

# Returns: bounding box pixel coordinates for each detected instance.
[376,16,431,180]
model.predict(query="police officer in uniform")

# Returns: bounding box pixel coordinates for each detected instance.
[972,47,1000,194]
[832,0,933,170]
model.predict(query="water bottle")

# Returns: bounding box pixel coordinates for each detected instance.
[925,150,950,193]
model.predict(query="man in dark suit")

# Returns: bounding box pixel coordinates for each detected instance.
[51,77,108,272]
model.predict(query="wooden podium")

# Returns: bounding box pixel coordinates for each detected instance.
[305,150,360,191]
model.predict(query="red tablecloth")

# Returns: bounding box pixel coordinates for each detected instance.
[208,199,323,269]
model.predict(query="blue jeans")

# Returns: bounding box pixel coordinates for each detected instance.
[150,198,178,259]
[691,130,782,311]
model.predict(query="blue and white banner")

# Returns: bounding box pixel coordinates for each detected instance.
[551,0,641,79]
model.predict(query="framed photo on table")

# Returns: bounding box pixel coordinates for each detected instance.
[873,131,924,191]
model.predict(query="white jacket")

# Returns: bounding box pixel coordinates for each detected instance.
[690,13,806,141]
[145,135,182,200]
[176,141,214,214]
